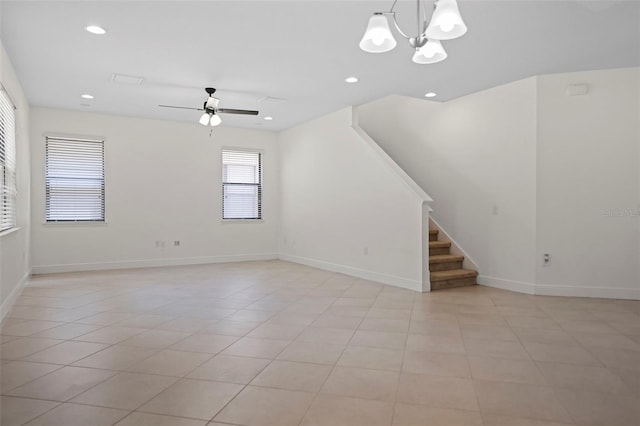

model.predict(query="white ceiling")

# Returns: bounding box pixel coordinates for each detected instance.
[2,1,639,131]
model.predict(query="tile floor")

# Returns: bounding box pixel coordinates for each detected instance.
[0,260,638,426]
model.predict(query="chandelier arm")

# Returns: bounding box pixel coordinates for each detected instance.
[387,13,411,40]
[389,0,399,13]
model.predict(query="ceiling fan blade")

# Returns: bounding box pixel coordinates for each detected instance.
[217,108,259,116]
[158,104,204,111]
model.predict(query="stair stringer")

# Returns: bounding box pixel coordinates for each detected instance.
[351,106,434,292]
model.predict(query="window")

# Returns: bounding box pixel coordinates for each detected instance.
[0,87,17,232]
[222,149,262,220]
[45,136,105,222]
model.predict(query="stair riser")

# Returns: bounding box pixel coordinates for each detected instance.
[429,260,464,272]
[431,276,477,290]
[429,247,450,256]
[429,233,438,242]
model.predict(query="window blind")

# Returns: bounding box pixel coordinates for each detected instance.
[222,149,262,220]
[0,88,17,232]
[45,136,105,222]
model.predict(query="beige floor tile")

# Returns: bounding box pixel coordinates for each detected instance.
[523,342,600,365]
[338,346,404,371]
[30,323,102,340]
[393,403,483,426]
[571,332,640,351]
[115,314,174,329]
[614,368,640,395]
[77,312,138,326]
[468,356,546,384]
[0,337,63,360]
[359,318,409,333]
[139,378,242,420]
[128,349,211,376]
[409,319,461,337]
[588,346,640,371]
[23,402,129,426]
[115,412,207,426]
[156,317,216,333]
[514,328,579,346]
[504,316,560,330]
[481,413,575,426]
[463,338,531,360]
[0,320,64,337]
[366,308,412,321]
[247,323,307,340]
[474,380,572,423]
[214,385,315,426]
[277,340,345,365]
[1,361,62,392]
[559,320,617,334]
[296,327,355,345]
[227,309,277,322]
[169,333,238,353]
[24,340,109,364]
[8,366,115,401]
[204,319,261,336]
[188,354,270,383]
[71,372,178,409]
[221,337,290,359]
[0,396,59,426]
[251,360,332,392]
[554,388,640,426]
[406,333,466,354]
[537,362,625,393]
[301,394,393,426]
[321,366,399,401]
[72,326,147,344]
[351,330,407,349]
[73,344,158,370]
[461,324,518,342]
[311,314,362,330]
[403,351,470,378]
[397,372,478,411]
[121,329,193,349]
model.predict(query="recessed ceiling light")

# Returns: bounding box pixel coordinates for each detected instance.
[345,77,359,83]
[81,94,94,99]
[85,25,106,35]
[425,92,437,98]
[264,116,274,121]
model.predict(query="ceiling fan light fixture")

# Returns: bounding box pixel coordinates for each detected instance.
[206,96,220,110]
[412,40,447,64]
[359,13,397,53]
[209,114,222,127]
[199,112,210,126]
[425,0,467,40]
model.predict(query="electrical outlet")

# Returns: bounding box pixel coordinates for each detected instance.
[543,253,550,266]
[155,240,166,248]
[174,240,180,246]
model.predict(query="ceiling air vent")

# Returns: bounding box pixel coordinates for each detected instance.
[111,73,144,85]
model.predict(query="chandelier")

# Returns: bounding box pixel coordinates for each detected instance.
[359,0,467,64]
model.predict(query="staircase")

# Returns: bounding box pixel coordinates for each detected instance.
[429,229,478,290]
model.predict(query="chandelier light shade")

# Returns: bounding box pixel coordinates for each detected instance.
[412,39,447,64]
[359,13,397,53]
[199,112,210,125]
[209,114,222,127]
[359,0,466,64]
[425,0,467,40]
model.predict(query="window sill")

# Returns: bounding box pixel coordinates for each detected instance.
[0,227,21,238]
[222,219,264,224]
[43,221,108,227]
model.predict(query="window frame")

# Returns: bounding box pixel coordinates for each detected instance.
[0,85,17,233]
[44,134,106,223]
[221,148,263,221]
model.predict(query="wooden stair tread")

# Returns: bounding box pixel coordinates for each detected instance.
[429,254,464,264]
[430,269,478,281]
[429,241,451,248]
[428,229,439,235]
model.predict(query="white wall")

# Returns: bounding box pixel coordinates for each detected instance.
[30,108,279,273]
[0,43,31,319]
[278,107,428,290]
[358,79,539,294]
[536,68,640,299]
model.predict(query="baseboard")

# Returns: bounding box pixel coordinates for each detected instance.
[477,275,536,295]
[1,268,31,323]
[31,253,279,275]
[535,283,640,300]
[279,253,422,291]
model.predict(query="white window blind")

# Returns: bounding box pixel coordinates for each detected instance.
[222,150,262,220]
[0,88,17,232]
[45,136,105,222]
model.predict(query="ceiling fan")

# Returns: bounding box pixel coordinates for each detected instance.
[159,87,259,126]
